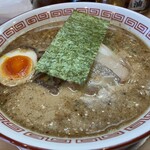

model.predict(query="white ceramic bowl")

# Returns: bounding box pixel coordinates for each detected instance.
[0,2,150,150]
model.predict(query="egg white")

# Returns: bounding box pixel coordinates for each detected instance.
[0,48,37,87]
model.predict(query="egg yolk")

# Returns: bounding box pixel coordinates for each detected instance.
[2,55,32,79]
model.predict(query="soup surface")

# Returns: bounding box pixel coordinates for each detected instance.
[0,22,150,137]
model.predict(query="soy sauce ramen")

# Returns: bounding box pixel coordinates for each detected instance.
[0,22,150,137]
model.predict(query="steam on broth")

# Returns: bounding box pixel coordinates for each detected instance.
[0,21,150,137]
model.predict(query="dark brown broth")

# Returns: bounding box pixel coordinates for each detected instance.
[0,22,150,137]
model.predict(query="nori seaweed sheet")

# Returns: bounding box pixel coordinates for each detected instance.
[36,11,109,84]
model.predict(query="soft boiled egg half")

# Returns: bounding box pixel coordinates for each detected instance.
[0,48,37,87]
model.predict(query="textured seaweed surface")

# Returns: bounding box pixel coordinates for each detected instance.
[36,11,109,84]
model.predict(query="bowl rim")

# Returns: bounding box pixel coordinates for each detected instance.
[0,2,150,150]
[0,131,150,149]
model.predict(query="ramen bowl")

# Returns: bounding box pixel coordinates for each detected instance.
[0,2,150,150]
